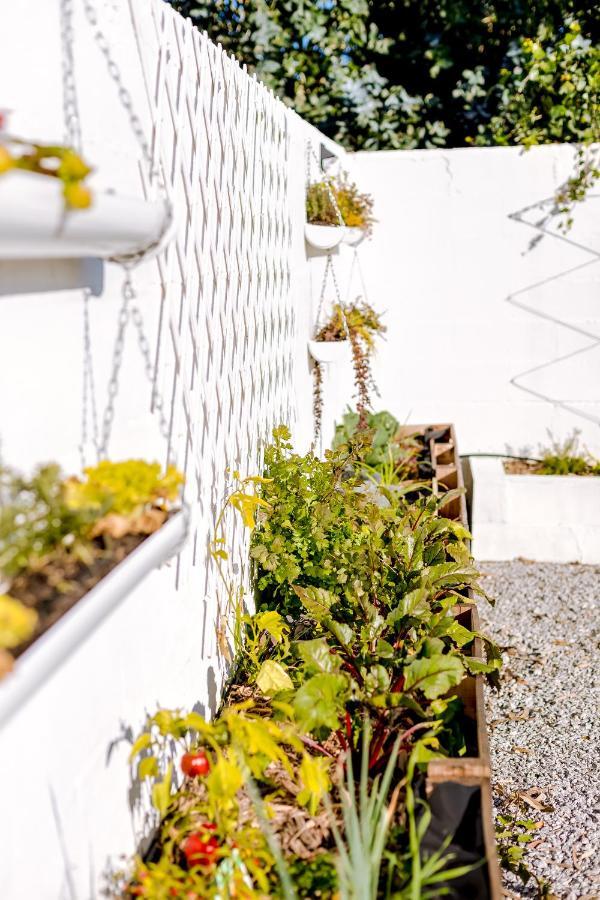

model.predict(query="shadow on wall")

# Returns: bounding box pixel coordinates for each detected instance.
[507,192,600,429]
[0,258,104,297]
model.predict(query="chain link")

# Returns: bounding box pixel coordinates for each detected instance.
[79,292,100,468]
[314,252,349,340]
[98,272,173,461]
[60,0,81,151]
[63,0,177,461]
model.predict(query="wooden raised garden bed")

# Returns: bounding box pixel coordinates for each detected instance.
[425,602,502,899]
[399,422,469,527]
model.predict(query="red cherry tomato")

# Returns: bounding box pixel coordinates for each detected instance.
[180,751,210,777]
[183,832,219,868]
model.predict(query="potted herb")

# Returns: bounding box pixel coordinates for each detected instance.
[305,174,375,250]
[309,301,385,434]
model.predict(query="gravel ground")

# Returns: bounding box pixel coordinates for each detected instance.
[478,560,600,900]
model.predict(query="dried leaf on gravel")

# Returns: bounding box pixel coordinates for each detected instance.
[517,788,554,813]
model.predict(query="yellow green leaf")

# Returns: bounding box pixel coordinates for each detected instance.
[255,659,293,697]
[151,762,173,816]
[297,753,331,815]
[128,732,152,762]
[0,594,38,650]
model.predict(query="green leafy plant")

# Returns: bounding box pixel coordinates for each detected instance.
[0,464,95,579]
[538,430,599,475]
[333,409,423,483]
[473,19,600,226]
[120,424,501,898]
[0,137,93,209]
[327,724,402,900]
[314,302,385,432]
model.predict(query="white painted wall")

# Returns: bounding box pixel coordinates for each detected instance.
[343,145,600,456]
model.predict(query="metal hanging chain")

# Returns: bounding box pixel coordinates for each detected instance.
[314,252,349,340]
[60,0,82,152]
[61,0,101,468]
[346,246,371,307]
[79,291,100,468]
[71,0,177,462]
[80,0,174,264]
[98,270,173,461]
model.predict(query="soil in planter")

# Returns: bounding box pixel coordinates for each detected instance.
[7,532,149,658]
[503,459,543,475]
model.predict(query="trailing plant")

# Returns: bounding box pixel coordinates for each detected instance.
[0,136,93,209]
[306,174,375,236]
[314,302,385,431]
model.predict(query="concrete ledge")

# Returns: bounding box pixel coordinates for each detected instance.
[469,457,600,563]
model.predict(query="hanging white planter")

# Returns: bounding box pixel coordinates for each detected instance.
[0,169,175,261]
[304,222,343,251]
[308,338,351,364]
[343,226,366,246]
[0,508,189,729]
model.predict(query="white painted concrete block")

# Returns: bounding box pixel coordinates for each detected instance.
[470,457,600,563]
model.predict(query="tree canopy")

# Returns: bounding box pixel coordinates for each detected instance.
[168,1,598,151]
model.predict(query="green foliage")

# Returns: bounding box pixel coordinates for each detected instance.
[167,2,598,153]
[538,429,599,475]
[306,180,341,228]
[333,409,423,482]
[0,464,95,579]
[123,424,503,897]
[327,725,402,900]
[0,459,184,582]
[474,20,599,148]
[285,854,338,898]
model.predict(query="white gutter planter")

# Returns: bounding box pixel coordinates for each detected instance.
[304,222,343,251]
[468,457,600,563]
[0,508,189,729]
[0,169,175,260]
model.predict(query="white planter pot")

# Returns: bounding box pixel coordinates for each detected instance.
[0,509,196,900]
[308,338,351,364]
[304,222,343,251]
[0,169,175,260]
[343,226,366,246]
[468,457,600,563]
[0,509,189,727]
